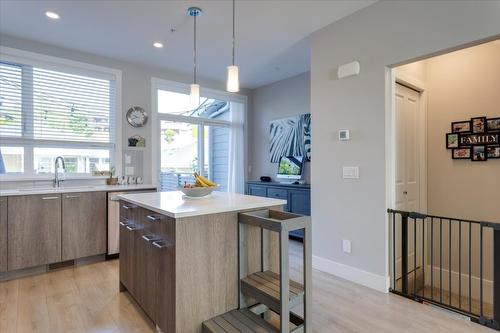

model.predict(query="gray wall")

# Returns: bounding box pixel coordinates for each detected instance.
[0,35,251,183]
[311,0,500,284]
[249,72,310,182]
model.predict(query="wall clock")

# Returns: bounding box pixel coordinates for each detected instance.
[126,106,148,127]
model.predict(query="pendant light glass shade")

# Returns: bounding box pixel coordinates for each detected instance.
[226,0,239,93]
[190,83,200,108]
[226,65,239,93]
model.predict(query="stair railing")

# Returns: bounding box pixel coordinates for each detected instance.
[388,209,499,331]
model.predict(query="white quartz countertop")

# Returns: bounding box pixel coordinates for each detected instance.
[118,191,287,218]
[0,184,157,197]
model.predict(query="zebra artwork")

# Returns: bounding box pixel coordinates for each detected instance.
[269,113,311,163]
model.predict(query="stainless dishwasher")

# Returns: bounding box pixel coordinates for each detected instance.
[107,190,155,255]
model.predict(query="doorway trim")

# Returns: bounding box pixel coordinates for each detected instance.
[384,67,428,289]
[395,72,428,215]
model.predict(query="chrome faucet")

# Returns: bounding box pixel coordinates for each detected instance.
[53,156,66,188]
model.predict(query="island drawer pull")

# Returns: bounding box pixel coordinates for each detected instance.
[146,215,161,221]
[42,196,59,200]
[65,195,80,199]
[122,204,135,210]
[142,234,159,242]
[119,221,131,227]
[126,225,140,231]
[152,240,169,249]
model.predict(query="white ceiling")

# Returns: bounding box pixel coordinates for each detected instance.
[0,0,375,89]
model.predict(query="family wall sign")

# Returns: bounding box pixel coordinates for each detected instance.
[446,116,500,161]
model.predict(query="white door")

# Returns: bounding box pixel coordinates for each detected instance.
[395,83,421,212]
[394,83,423,287]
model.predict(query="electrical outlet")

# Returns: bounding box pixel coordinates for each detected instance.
[342,240,352,254]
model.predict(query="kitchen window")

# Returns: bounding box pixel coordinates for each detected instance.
[0,49,120,179]
[153,79,245,193]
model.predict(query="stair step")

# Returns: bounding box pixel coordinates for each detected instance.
[203,309,279,333]
[241,271,304,313]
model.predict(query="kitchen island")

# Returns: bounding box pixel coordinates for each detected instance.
[117,191,287,333]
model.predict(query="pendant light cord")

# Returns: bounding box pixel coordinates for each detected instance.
[193,13,197,84]
[232,0,235,66]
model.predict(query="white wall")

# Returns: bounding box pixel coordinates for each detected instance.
[249,72,310,182]
[0,35,251,184]
[310,0,500,291]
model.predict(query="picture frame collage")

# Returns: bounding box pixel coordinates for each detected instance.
[446,116,500,161]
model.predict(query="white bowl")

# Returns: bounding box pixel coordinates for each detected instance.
[178,186,218,198]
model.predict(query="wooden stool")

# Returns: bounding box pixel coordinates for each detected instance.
[203,209,312,333]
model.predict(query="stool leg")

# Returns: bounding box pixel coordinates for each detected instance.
[238,222,248,309]
[304,223,312,333]
[280,230,290,333]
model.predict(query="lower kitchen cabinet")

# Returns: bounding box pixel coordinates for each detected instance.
[119,202,175,332]
[119,202,140,296]
[62,191,107,260]
[7,194,62,271]
[152,213,175,332]
[0,197,7,272]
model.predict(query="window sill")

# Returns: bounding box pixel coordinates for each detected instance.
[0,175,109,182]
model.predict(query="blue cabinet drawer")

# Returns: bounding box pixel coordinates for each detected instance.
[267,188,287,200]
[289,190,311,216]
[248,185,267,197]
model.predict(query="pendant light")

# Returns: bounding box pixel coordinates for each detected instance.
[226,0,239,93]
[188,7,202,108]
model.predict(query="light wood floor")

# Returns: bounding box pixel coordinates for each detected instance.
[0,241,492,333]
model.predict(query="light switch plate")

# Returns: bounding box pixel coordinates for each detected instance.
[342,240,352,254]
[125,166,134,175]
[342,166,359,179]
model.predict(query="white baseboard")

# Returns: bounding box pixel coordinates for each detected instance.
[312,255,390,293]
[425,264,493,304]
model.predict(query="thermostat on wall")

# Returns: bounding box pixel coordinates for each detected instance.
[339,129,350,141]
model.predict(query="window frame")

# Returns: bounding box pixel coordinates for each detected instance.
[151,78,247,187]
[0,46,122,181]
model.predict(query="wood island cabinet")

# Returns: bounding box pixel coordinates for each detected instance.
[119,202,176,332]
[7,194,62,271]
[62,191,106,260]
[119,201,140,296]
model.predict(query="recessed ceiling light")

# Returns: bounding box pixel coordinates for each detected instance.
[153,42,164,48]
[45,11,60,20]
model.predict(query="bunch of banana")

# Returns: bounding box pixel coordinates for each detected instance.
[194,172,218,188]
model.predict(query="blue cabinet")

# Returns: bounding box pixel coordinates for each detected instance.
[246,181,310,240]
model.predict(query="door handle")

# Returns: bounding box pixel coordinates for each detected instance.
[152,240,169,249]
[119,221,131,227]
[126,225,140,231]
[42,196,59,200]
[146,215,161,221]
[122,204,135,210]
[142,234,160,242]
[403,191,408,195]
[65,195,80,199]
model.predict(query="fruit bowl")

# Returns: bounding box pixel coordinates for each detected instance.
[178,186,219,198]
